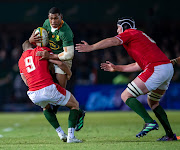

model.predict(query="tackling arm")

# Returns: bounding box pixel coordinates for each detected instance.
[37,45,74,61]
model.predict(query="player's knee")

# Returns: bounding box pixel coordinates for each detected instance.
[148,99,159,110]
[121,90,132,102]
[121,92,127,102]
[74,99,79,108]
[67,94,79,109]
[147,91,162,109]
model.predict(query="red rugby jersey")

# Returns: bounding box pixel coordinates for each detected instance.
[115,29,170,70]
[18,46,54,91]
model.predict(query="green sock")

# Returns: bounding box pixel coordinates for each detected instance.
[153,105,174,137]
[43,108,60,129]
[68,109,79,128]
[126,98,154,123]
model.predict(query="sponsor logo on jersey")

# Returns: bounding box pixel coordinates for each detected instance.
[49,40,60,50]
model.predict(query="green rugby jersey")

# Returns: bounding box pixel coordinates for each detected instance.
[43,19,74,54]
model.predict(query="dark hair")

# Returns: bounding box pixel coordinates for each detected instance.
[48,7,61,15]
[117,17,135,32]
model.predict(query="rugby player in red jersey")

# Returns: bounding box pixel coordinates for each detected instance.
[19,40,82,143]
[75,18,177,141]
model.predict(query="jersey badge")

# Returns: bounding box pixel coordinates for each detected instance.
[56,35,60,41]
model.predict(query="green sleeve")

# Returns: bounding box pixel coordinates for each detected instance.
[60,27,74,47]
[42,19,49,31]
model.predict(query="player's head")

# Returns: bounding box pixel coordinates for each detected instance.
[22,40,34,52]
[117,17,135,33]
[48,7,63,28]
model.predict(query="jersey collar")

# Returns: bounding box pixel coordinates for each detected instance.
[58,20,64,29]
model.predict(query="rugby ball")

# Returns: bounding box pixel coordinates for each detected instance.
[35,27,49,47]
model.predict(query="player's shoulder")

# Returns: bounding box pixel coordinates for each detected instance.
[124,29,142,36]
[43,19,50,28]
[18,51,27,66]
[125,28,139,33]
[44,19,50,24]
[60,21,72,33]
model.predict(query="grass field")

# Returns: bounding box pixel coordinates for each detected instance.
[0,111,179,150]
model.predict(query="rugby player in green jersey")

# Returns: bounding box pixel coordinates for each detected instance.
[29,7,85,133]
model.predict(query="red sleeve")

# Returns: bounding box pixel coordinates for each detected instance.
[115,30,131,44]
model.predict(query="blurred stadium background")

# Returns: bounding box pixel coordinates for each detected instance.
[1,0,180,112]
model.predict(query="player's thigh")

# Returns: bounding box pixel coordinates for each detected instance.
[43,104,51,111]
[65,94,79,109]
[56,73,67,88]
[121,76,149,102]
[28,84,70,108]
[147,89,166,109]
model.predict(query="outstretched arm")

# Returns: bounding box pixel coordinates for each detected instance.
[100,61,142,72]
[75,37,122,52]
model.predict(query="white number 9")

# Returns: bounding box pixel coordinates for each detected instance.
[24,56,36,73]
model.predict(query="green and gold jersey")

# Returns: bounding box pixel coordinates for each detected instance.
[43,19,74,54]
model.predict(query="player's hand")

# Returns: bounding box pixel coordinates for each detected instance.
[36,50,50,60]
[29,29,42,44]
[100,61,116,72]
[75,41,93,52]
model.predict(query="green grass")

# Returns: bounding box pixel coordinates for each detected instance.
[0,111,180,150]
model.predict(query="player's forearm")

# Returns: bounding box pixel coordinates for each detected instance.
[58,45,74,60]
[49,54,59,60]
[115,62,142,72]
[91,37,121,51]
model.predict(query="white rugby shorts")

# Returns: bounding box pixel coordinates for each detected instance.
[138,63,174,91]
[54,60,72,74]
[27,84,71,108]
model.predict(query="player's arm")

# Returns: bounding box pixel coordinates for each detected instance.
[75,37,122,52]
[37,46,74,61]
[57,45,74,61]
[49,59,72,80]
[171,57,180,65]
[48,61,55,74]
[20,73,28,86]
[101,61,142,72]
